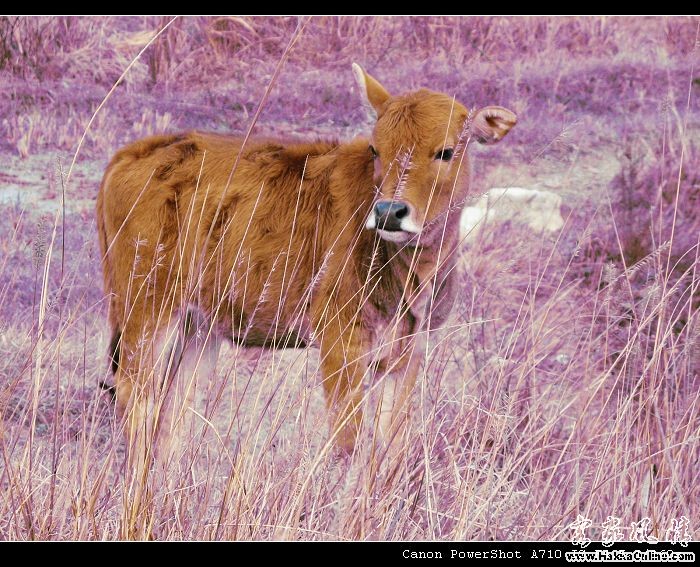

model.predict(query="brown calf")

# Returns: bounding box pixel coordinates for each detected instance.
[96,64,516,468]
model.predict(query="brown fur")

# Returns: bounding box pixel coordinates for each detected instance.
[96,65,516,463]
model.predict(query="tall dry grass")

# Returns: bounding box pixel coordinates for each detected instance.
[0,16,698,540]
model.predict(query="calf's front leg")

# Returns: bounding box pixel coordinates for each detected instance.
[318,314,371,454]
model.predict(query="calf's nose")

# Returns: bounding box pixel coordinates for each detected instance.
[374,200,409,232]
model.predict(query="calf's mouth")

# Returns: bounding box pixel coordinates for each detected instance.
[365,198,422,243]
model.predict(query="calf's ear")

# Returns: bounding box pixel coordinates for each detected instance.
[352,63,391,118]
[472,106,517,145]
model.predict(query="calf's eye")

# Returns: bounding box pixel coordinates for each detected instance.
[435,148,454,161]
[369,145,378,159]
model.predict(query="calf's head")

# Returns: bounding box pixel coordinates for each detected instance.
[353,63,516,246]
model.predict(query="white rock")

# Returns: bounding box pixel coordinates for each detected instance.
[460,187,565,242]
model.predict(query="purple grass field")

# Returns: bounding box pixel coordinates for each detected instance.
[0,16,699,541]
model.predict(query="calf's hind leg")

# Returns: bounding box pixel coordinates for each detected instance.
[113,315,181,482]
[114,309,221,476]
[154,307,221,472]
[110,315,174,537]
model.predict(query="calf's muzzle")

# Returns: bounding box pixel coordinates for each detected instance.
[373,200,410,232]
